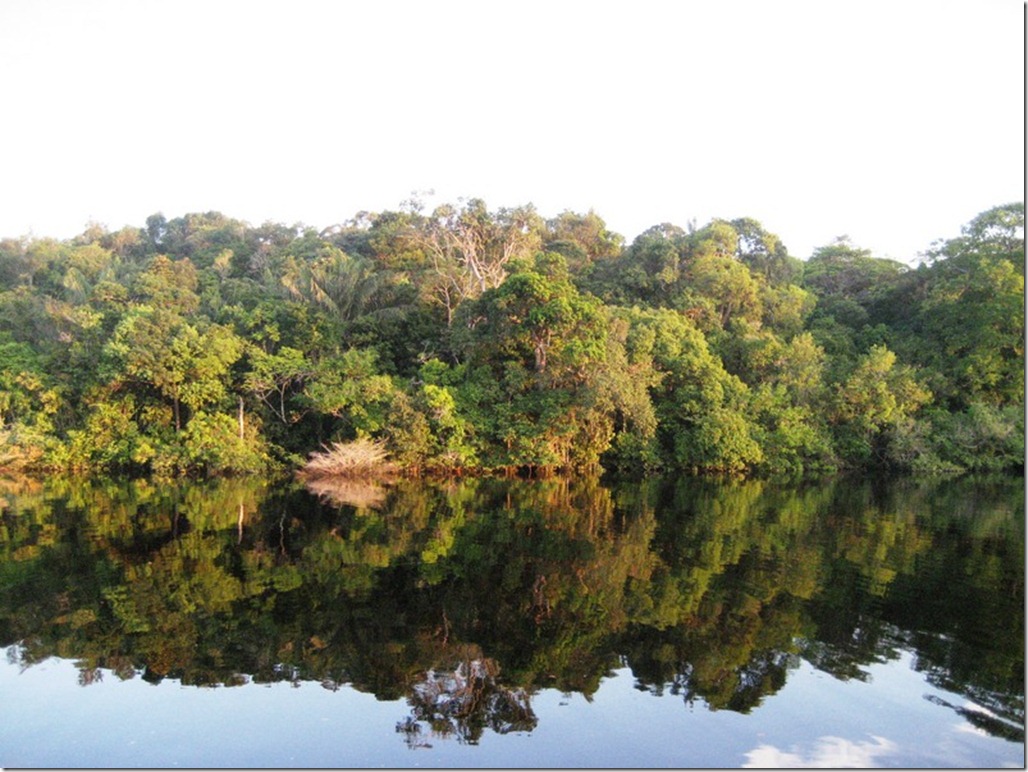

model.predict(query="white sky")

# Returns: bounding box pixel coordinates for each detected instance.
[0,0,1023,261]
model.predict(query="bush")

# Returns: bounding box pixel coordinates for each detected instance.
[301,438,398,478]
[181,411,272,475]
[933,403,1024,472]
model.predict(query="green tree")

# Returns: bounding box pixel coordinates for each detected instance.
[455,253,610,470]
[243,346,313,425]
[303,348,398,439]
[832,345,932,465]
[620,307,762,473]
[730,217,802,286]
[105,310,244,433]
[543,209,624,275]
[912,204,1024,408]
[133,255,201,315]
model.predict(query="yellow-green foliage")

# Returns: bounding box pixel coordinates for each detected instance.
[0,202,1019,478]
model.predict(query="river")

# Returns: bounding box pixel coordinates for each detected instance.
[0,473,1022,767]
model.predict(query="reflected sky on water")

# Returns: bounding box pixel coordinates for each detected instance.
[2,652,1020,768]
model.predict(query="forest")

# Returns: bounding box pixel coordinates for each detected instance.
[0,199,1022,478]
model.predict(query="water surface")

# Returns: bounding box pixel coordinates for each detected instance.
[0,474,1023,767]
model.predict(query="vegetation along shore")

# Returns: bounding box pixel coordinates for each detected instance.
[0,200,1021,479]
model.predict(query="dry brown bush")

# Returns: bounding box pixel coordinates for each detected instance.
[300,438,398,479]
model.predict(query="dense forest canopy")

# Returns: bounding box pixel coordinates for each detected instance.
[0,200,1022,478]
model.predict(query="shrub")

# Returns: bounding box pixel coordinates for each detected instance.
[301,438,398,478]
[181,411,271,475]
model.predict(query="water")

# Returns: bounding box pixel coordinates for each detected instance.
[0,474,1023,768]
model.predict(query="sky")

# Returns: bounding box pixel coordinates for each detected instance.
[0,0,1023,262]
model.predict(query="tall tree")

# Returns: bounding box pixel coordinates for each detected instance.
[403,199,544,324]
[911,203,1025,408]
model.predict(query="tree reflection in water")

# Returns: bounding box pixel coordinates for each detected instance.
[397,647,536,747]
[0,473,1022,744]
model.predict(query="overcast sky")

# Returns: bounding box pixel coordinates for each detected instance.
[0,0,1023,261]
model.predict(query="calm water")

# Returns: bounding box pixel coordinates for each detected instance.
[0,474,1023,768]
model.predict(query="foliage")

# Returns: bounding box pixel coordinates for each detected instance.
[0,201,1019,477]
[832,345,932,466]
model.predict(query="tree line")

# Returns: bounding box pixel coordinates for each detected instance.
[0,199,1022,477]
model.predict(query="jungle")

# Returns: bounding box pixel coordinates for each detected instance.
[0,199,1021,479]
